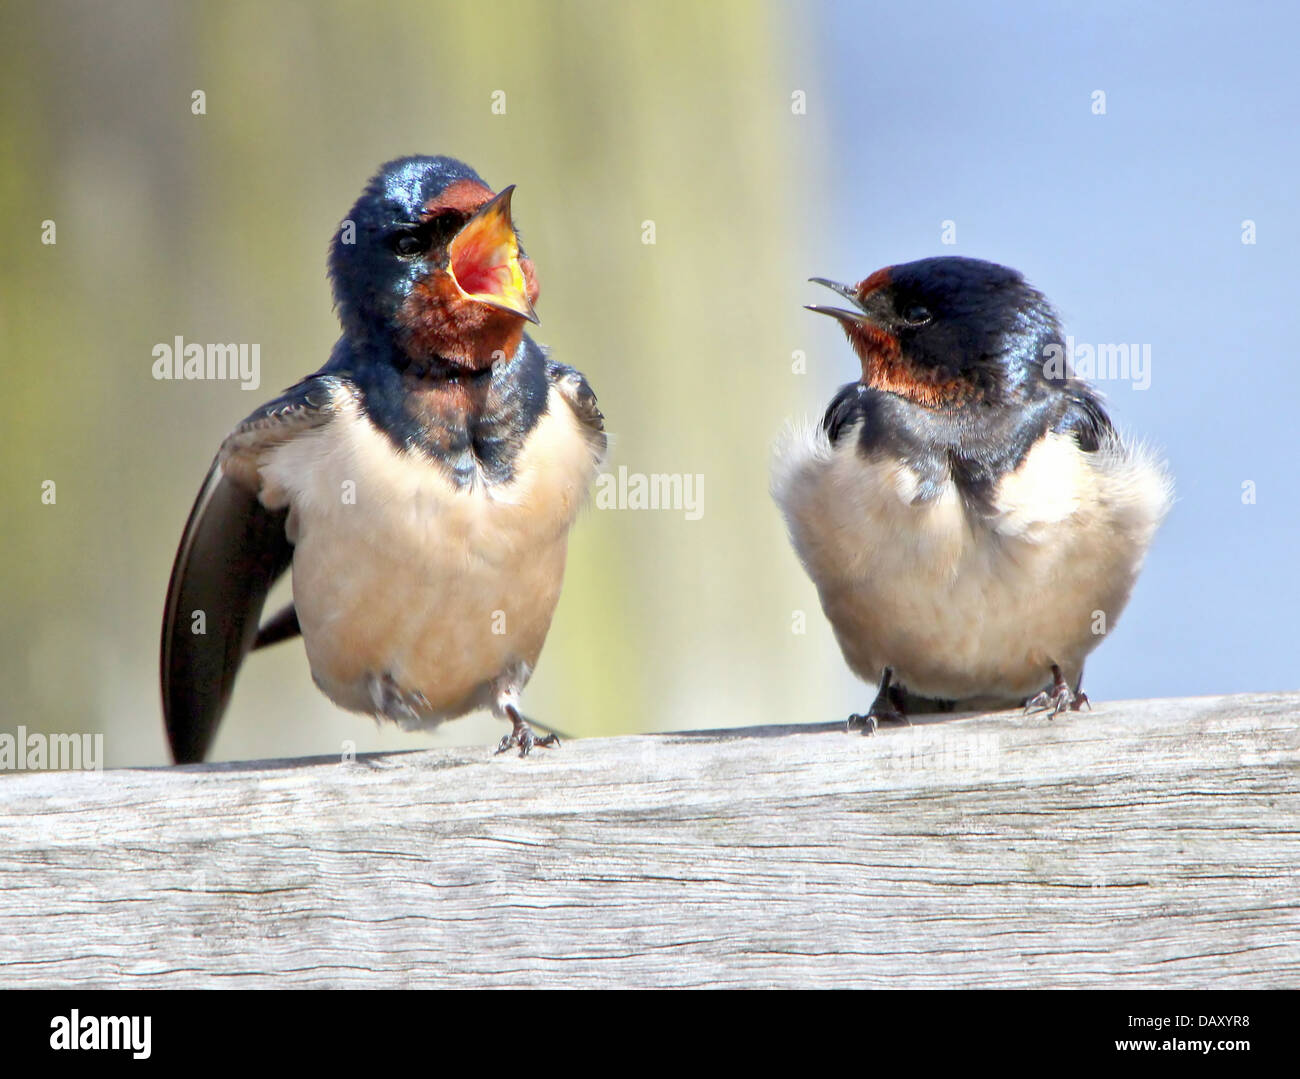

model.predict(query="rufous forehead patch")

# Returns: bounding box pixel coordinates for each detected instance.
[423,178,494,219]
[856,266,892,299]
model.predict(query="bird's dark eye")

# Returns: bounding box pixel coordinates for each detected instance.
[900,303,933,326]
[391,230,429,257]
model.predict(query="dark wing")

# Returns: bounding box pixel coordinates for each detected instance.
[822,382,866,445]
[252,603,300,650]
[545,359,606,458]
[160,376,342,762]
[1053,383,1115,452]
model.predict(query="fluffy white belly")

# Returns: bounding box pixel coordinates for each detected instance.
[773,423,1172,702]
[253,389,598,727]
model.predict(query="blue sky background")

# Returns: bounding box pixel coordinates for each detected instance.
[800,0,1300,700]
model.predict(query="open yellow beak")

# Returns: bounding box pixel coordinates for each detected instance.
[447,185,539,324]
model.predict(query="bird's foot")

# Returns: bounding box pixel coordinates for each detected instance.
[495,728,559,757]
[495,705,560,758]
[1024,664,1088,718]
[847,666,911,736]
[847,706,906,736]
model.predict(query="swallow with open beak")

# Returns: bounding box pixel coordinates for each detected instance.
[772,257,1172,730]
[161,155,606,761]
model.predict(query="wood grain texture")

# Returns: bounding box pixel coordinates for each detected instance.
[1,691,1297,988]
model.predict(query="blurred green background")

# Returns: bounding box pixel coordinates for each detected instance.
[0,0,845,764]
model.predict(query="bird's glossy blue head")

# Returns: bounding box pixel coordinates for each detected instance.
[329,155,539,369]
[808,256,1067,407]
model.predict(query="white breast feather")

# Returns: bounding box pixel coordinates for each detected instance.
[772,419,1172,702]
[250,386,602,726]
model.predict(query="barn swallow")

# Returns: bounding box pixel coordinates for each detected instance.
[772,257,1172,730]
[161,155,605,761]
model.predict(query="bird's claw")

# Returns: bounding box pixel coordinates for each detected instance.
[847,666,910,736]
[495,706,561,758]
[1023,688,1068,716]
[1024,664,1088,719]
[494,729,559,757]
[846,706,907,736]
[847,712,877,735]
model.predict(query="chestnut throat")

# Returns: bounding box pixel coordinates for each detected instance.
[847,323,981,409]
[397,273,529,371]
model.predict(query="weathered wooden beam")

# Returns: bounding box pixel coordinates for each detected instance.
[1,692,1297,988]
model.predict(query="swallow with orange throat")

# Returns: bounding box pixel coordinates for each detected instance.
[162,156,605,761]
[773,256,1172,730]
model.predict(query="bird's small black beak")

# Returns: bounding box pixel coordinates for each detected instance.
[806,277,874,326]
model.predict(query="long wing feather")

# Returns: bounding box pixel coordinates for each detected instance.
[159,376,342,762]
[160,461,293,762]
